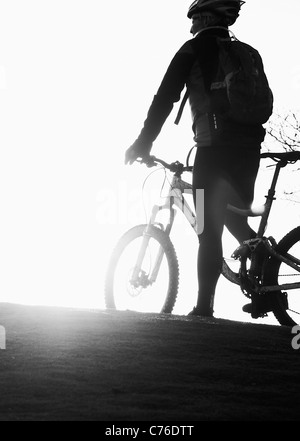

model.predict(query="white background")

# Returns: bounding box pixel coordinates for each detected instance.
[0,1,299,325]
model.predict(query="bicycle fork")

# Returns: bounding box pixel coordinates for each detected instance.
[130,200,176,286]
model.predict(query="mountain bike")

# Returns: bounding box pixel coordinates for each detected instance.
[104,150,300,327]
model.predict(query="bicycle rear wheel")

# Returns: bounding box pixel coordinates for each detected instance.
[104,224,179,314]
[265,226,300,326]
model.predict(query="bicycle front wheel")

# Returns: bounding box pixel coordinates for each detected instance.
[104,224,179,314]
[265,226,300,326]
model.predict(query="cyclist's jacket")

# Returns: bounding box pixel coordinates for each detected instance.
[135,28,266,150]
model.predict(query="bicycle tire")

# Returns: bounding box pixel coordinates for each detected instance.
[264,226,300,326]
[104,224,179,314]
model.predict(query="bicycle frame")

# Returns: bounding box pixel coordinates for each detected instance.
[136,173,197,285]
[148,173,197,235]
[245,158,300,295]
[232,156,300,296]
[228,156,300,295]
[133,152,300,297]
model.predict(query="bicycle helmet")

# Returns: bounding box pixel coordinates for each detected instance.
[187,0,245,26]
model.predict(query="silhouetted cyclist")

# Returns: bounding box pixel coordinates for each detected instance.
[125,0,270,317]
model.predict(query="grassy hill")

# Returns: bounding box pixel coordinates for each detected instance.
[0,303,299,421]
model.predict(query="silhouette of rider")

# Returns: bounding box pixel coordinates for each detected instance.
[125,1,267,317]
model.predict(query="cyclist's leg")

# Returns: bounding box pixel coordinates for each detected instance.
[224,148,260,244]
[192,149,231,316]
[194,178,230,315]
[191,147,260,316]
[225,196,256,244]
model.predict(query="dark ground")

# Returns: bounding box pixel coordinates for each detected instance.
[0,302,299,422]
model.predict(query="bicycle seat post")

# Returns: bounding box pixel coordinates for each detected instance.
[257,159,284,238]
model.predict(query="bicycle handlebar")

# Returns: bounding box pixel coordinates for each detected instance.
[139,156,193,174]
[138,150,300,173]
[260,151,300,163]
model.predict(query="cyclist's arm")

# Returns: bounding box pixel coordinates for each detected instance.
[134,41,195,147]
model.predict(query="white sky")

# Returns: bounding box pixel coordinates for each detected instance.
[0,1,299,325]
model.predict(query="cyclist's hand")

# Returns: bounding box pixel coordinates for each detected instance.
[125,140,152,165]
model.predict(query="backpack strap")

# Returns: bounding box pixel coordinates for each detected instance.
[174,88,190,125]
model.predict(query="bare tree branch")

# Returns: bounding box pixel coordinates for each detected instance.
[263,109,300,152]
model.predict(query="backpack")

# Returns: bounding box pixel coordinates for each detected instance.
[175,28,273,126]
[211,33,273,125]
